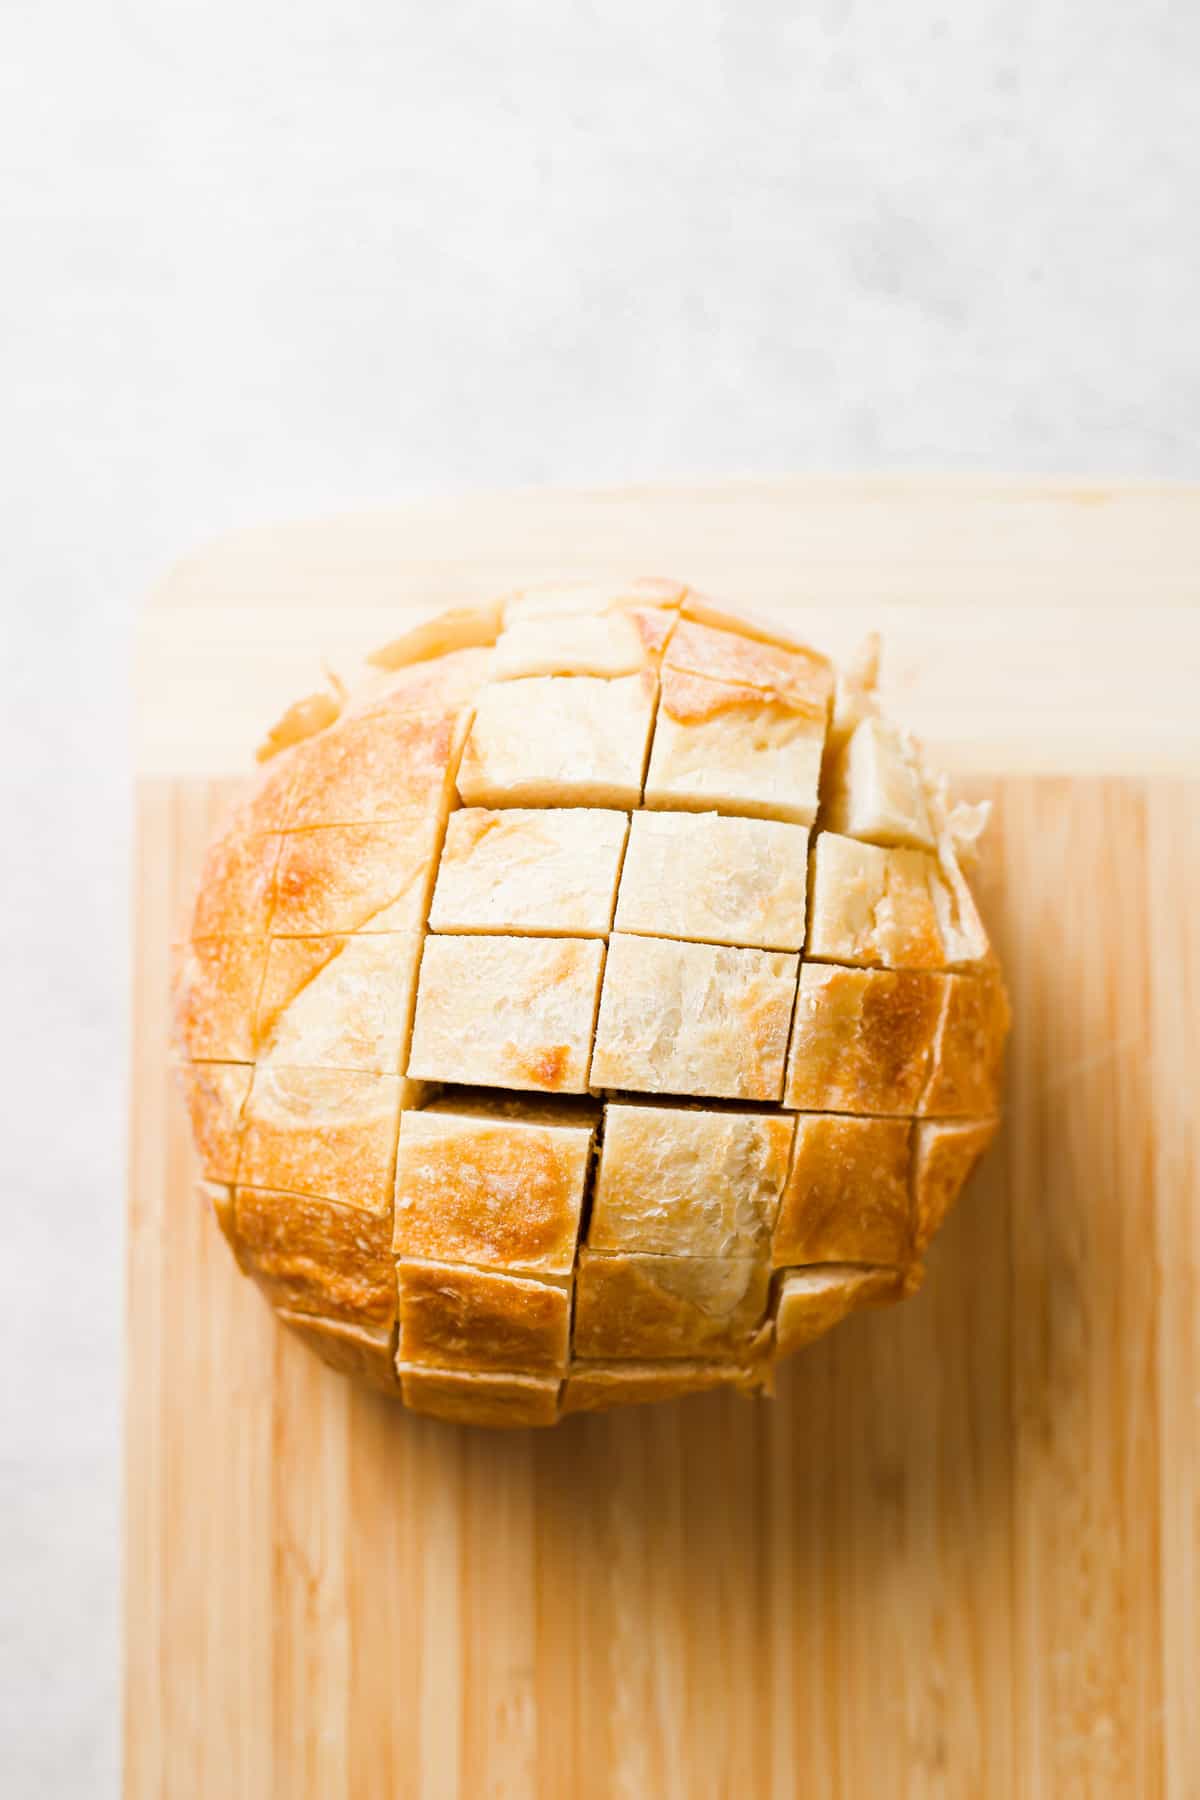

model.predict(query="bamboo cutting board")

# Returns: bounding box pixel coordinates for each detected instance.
[127,478,1200,1799]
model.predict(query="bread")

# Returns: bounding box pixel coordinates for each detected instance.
[174,581,1008,1425]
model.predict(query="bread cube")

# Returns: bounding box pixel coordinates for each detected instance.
[806,832,946,969]
[271,814,444,936]
[407,934,606,1093]
[255,932,423,1074]
[283,704,462,829]
[784,964,945,1114]
[588,1103,794,1257]
[772,1114,912,1267]
[823,717,935,851]
[665,616,833,713]
[430,808,628,937]
[491,606,675,679]
[590,934,797,1101]
[457,672,656,808]
[236,1184,395,1327]
[395,1261,570,1373]
[774,1266,901,1358]
[920,968,1010,1116]
[398,1366,561,1427]
[573,1251,769,1360]
[561,1359,758,1415]
[913,1117,999,1251]
[644,668,825,825]
[239,1066,403,1214]
[614,810,809,950]
[392,1106,594,1276]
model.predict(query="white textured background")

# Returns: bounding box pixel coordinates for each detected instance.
[2,3,1198,1792]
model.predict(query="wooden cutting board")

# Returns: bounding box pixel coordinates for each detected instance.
[127,478,1200,1799]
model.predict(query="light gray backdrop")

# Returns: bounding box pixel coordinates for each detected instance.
[2,2,1197,1792]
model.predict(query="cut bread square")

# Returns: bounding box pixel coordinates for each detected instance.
[774,1265,902,1358]
[561,1359,758,1415]
[254,932,423,1075]
[589,934,797,1101]
[614,810,809,950]
[644,668,825,825]
[239,1066,403,1214]
[665,616,833,713]
[236,1185,395,1328]
[172,936,267,1062]
[398,1366,561,1428]
[395,1261,570,1374]
[429,808,629,937]
[913,1117,998,1251]
[407,935,606,1094]
[179,1060,252,1182]
[784,964,946,1114]
[278,1311,399,1393]
[271,814,444,937]
[191,831,282,938]
[457,673,656,808]
[806,832,947,969]
[919,968,1010,1117]
[822,717,935,851]
[283,704,462,829]
[491,606,675,679]
[588,1103,794,1258]
[573,1250,769,1360]
[392,1105,593,1276]
[771,1114,912,1267]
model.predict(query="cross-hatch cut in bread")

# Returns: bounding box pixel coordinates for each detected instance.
[173,582,1009,1427]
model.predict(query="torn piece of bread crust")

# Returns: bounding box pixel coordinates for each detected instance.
[784,964,945,1115]
[913,1118,999,1251]
[573,1251,769,1360]
[430,808,629,937]
[395,1261,571,1373]
[590,934,797,1101]
[823,717,935,851]
[408,935,606,1093]
[398,1366,561,1427]
[806,832,958,970]
[236,1185,396,1328]
[644,668,826,826]
[588,1104,794,1258]
[392,1108,593,1277]
[774,1265,903,1358]
[772,1115,913,1267]
[457,672,657,809]
[239,1066,403,1214]
[278,1310,400,1392]
[614,810,810,951]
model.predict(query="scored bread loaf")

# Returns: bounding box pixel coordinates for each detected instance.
[173,580,1008,1426]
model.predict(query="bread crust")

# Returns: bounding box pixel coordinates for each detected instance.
[645,668,825,825]
[457,672,657,809]
[237,1185,395,1328]
[774,1265,903,1358]
[239,1066,403,1214]
[179,1060,252,1181]
[573,1251,769,1360]
[254,932,423,1075]
[395,1261,570,1373]
[772,1115,913,1267]
[913,1117,999,1251]
[561,1359,760,1415]
[398,1366,561,1427]
[784,964,945,1114]
[279,1310,400,1392]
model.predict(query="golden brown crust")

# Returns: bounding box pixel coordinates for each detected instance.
[179,1060,252,1181]
[430,808,629,937]
[283,705,461,829]
[270,815,443,937]
[256,689,343,764]
[913,1117,999,1251]
[395,1261,570,1373]
[398,1366,561,1427]
[237,1185,395,1327]
[491,606,675,679]
[365,607,503,672]
[772,1115,912,1266]
[590,935,797,1101]
[457,672,657,809]
[254,932,423,1074]
[588,1104,793,1258]
[784,965,945,1114]
[173,937,267,1062]
[613,811,810,951]
[407,935,606,1093]
[664,617,833,714]
[573,1251,769,1360]
[392,1108,593,1275]
[645,667,826,825]
[919,966,1011,1117]
[773,1265,903,1358]
[239,1066,403,1214]
[190,831,282,939]
[561,1359,760,1415]
[501,577,684,623]
[278,1310,400,1392]
[197,1178,239,1252]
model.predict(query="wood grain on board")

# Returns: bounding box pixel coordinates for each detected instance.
[127,480,1200,1798]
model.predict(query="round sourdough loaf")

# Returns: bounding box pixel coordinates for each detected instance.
[173,580,1009,1427]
